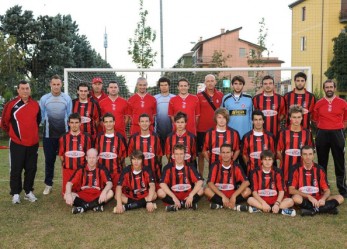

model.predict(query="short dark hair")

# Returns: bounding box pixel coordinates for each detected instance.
[252,109,265,121]
[232,75,245,85]
[261,75,274,85]
[220,143,233,152]
[178,78,190,86]
[294,72,307,81]
[173,143,186,153]
[51,74,61,81]
[289,105,303,117]
[18,80,29,88]
[108,80,119,87]
[301,145,315,154]
[130,149,144,161]
[174,112,187,122]
[139,113,150,121]
[102,112,115,122]
[77,82,89,91]
[157,77,171,87]
[323,79,336,88]
[260,150,275,160]
[68,113,81,122]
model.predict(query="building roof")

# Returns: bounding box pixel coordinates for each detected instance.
[288,0,306,9]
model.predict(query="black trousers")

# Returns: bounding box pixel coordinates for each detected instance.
[9,140,39,195]
[315,129,347,195]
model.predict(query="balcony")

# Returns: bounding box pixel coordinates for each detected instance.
[193,56,214,66]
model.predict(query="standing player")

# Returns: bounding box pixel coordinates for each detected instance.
[128,114,162,189]
[253,75,286,138]
[168,78,200,135]
[95,113,127,191]
[40,74,72,195]
[114,150,157,213]
[247,150,296,216]
[72,83,100,141]
[90,77,108,103]
[59,113,91,195]
[197,74,223,180]
[222,75,253,139]
[158,144,204,211]
[284,72,315,129]
[241,110,275,175]
[204,144,251,210]
[99,81,129,138]
[64,148,114,214]
[289,145,344,216]
[203,108,240,167]
[1,81,41,203]
[165,112,196,165]
[277,105,313,187]
[128,77,157,135]
[154,77,175,151]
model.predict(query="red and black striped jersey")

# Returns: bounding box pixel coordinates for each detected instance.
[165,131,196,164]
[161,162,202,193]
[252,93,286,137]
[203,127,240,164]
[249,167,284,198]
[59,132,92,170]
[277,127,313,182]
[241,130,275,174]
[208,161,248,194]
[95,132,127,175]
[72,98,100,138]
[69,164,111,191]
[284,89,316,129]
[118,165,155,200]
[128,132,162,183]
[289,163,329,199]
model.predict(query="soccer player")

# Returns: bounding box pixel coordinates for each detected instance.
[64,148,114,214]
[168,78,200,135]
[98,81,129,138]
[197,74,223,181]
[289,145,344,216]
[247,150,296,216]
[1,81,41,203]
[128,113,162,189]
[128,77,157,135]
[114,150,157,213]
[59,113,92,195]
[313,79,347,197]
[40,74,72,195]
[241,110,275,175]
[277,105,313,187]
[165,112,196,165]
[90,77,108,103]
[95,113,127,191]
[204,144,251,210]
[284,72,315,129]
[202,108,240,167]
[72,83,100,141]
[154,77,175,151]
[158,144,204,211]
[252,75,286,137]
[222,75,253,139]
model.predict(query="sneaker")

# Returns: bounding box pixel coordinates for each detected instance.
[235,204,250,212]
[210,203,223,209]
[281,208,296,217]
[301,208,317,216]
[249,206,262,213]
[43,185,52,195]
[93,205,104,212]
[165,205,178,212]
[24,191,37,202]
[72,207,84,214]
[12,194,20,204]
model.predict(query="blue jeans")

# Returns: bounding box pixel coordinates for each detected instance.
[43,137,59,186]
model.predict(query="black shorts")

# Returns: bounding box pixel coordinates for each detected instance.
[196,132,206,153]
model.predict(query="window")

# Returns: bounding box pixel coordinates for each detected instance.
[300,36,306,51]
[239,48,246,58]
[302,7,306,21]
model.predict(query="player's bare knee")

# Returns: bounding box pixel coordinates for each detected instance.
[291,194,302,204]
[157,189,166,198]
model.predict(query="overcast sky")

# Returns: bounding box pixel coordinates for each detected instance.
[2,0,295,88]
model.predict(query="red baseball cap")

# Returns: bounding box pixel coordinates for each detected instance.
[92,77,103,84]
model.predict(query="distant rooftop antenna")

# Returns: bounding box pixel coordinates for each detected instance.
[104,27,108,62]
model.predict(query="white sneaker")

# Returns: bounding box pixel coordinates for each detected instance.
[12,194,21,204]
[43,185,52,195]
[24,191,37,202]
[281,208,296,217]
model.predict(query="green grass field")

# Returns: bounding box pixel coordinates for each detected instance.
[0,142,346,249]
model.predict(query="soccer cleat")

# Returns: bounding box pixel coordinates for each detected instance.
[281,208,296,217]
[93,205,104,212]
[165,205,178,212]
[210,203,223,209]
[249,206,262,213]
[235,204,250,212]
[321,207,339,215]
[43,185,52,195]
[72,207,85,214]
[192,203,198,210]
[12,194,21,204]
[301,208,317,216]
[24,191,37,202]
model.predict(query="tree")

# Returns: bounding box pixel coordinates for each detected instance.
[128,0,157,73]
[325,27,347,92]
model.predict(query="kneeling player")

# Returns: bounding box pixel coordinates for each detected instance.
[64,148,114,214]
[114,150,157,213]
[157,144,204,211]
[204,143,251,210]
[289,145,344,216]
[247,150,296,216]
